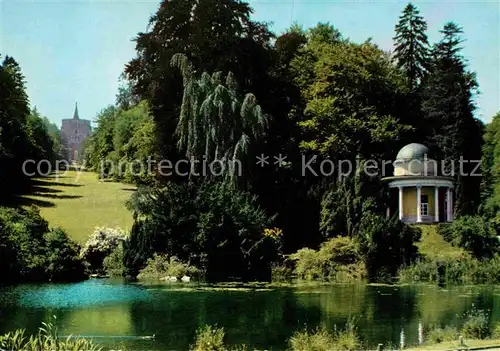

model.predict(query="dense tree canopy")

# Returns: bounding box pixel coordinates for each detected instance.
[421,22,484,216]
[2,1,495,283]
[0,56,63,198]
[482,112,500,221]
[83,101,156,184]
[291,37,411,160]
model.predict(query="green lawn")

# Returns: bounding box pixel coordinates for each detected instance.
[18,170,135,244]
[414,224,466,260]
[406,338,500,350]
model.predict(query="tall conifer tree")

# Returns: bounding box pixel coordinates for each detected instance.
[393,3,430,89]
[421,22,484,216]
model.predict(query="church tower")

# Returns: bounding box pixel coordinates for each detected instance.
[73,102,80,120]
[61,102,92,163]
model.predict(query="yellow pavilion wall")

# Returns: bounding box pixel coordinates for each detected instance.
[402,186,435,218]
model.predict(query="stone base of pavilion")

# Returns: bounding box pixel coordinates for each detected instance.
[382,176,454,224]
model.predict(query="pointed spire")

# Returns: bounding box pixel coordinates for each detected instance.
[73,102,79,119]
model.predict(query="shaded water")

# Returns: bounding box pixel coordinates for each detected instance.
[1,279,500,350]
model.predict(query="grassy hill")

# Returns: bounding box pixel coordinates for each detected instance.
[16,170,135,244]
[414,224,465,260]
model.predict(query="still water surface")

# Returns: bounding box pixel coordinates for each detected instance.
[1,279,500,350]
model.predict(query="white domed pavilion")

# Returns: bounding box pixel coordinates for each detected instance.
[382,143,454,223]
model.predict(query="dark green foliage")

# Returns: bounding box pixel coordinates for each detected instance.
[357,212,421,281]
[43,228,86,282]
[420,22,484,216]
[171,53,268,184]
[0,206,86,283]
[393,3,430,89]
[481,112,500,219]
[438,216,498,258]
[83,1,490,283]
[0,56,32,195]
[125,0,273,165]
[124,181,278,281]
[0,56,61,198]
[320,161,388,239]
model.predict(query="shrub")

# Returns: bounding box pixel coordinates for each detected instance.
[290,248,323,280]
[103,244,126,277]
[192,325,225,351]
[398,255,500,284]
[81,227,127,273]
[137,254,202,280]
[334,319,361,351]
[271,262,294,282]
[125,182,277,281]
[438,216,498,258]
[460,306,490,339]
[289,327,335,351]
[0,206,86,283]
[357,212,421,281]
[426,325,458,344]
[0,206,49,281]
[288,321,360,351]
[43,228,86,282]
[290,236,365,282]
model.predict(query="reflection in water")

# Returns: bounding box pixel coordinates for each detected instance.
[1,280,500,350]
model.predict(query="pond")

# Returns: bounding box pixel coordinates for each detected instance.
[1,279,500,350]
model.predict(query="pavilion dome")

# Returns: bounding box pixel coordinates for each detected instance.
[393,143,436,176]
[396,143,429,161]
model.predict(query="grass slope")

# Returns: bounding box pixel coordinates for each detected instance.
[414,224,465,260]
[17,170,135,244]
[406,338,500,350]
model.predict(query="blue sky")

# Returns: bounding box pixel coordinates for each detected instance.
[1,0,498,128]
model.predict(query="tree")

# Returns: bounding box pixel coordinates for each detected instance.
[83,102,156,184]
[42,116,66,160]
[481,112,500,219]
[356,212,421,281]
[307,22,342,46]
[171,53,268,183]
[125,0,274,166]
[292,39,411,161]
[26,108,57,165]
[0,56,35,195]
[124,182,278,281]
[393,3,430,89]
[83,106,117,173]
[420,22,483,216]
[116,74,139,110]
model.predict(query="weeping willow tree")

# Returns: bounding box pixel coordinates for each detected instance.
[171,53,268,183]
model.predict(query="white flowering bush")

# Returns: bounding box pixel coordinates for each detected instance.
[81,227,128,273]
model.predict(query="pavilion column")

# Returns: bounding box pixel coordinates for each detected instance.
[447,187,453,222]
[416,185,422,223]
[398,186,404,221]
[434,186,440,222]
